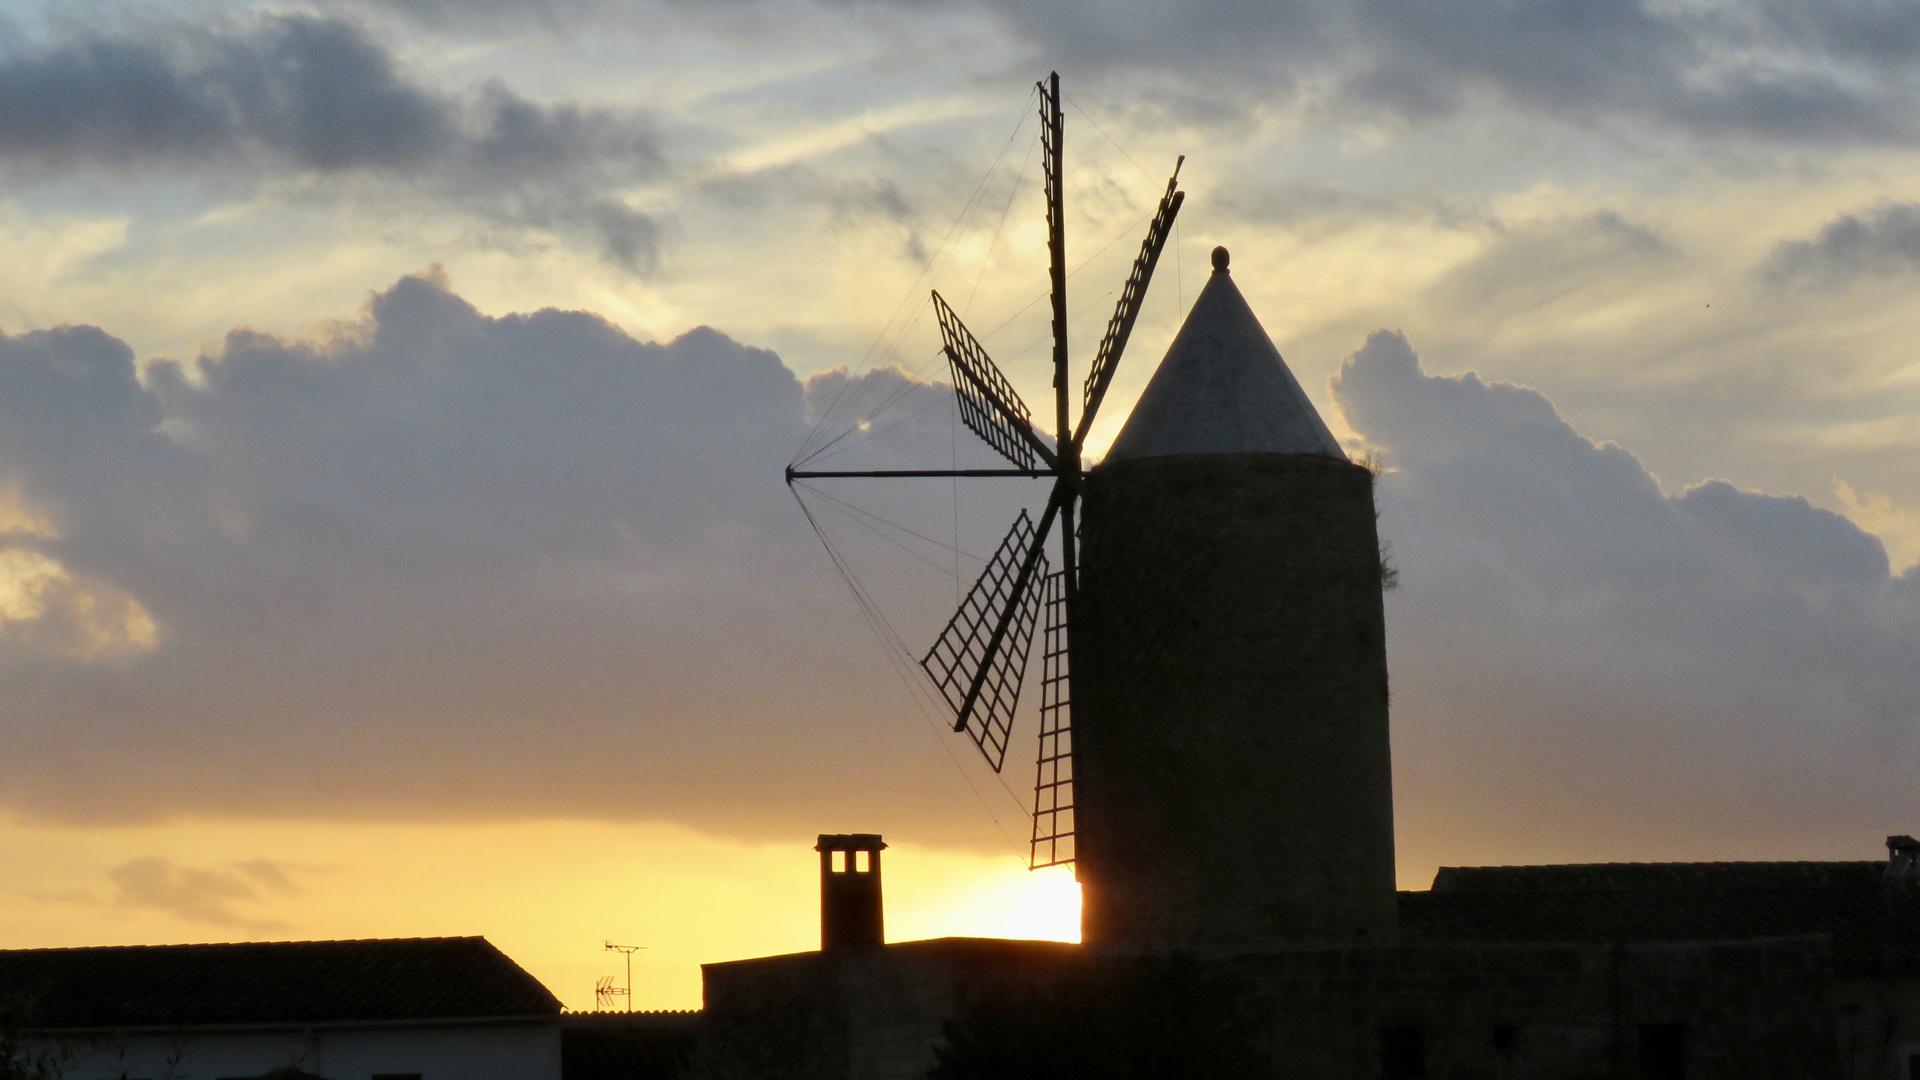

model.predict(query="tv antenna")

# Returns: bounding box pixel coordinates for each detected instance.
[788,72,1185,871]
[603,941,646,1012]
[593,975,627,1012]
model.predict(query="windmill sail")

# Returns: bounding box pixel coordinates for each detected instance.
[1077,162,1186,442]
[1030,569,1074,868]
[789,73,1187,873]
[920,509,1050,771]
[932,291,1056,471]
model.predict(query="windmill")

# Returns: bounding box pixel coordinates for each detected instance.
[785,73,1185,870]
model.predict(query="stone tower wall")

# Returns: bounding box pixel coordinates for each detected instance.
[1075,452,1397,946]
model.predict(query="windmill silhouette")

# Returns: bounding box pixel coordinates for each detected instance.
[786,73,1185,870]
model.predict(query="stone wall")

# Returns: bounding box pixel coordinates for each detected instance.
[700,936,1837,1080]
[1077,452,1397,946]
[702,939,1079,1080]
[1221,937,1834,1079]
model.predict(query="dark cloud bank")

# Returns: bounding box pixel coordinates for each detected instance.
[1764,201,1920,286]
[0,270,1026,844]
[985,0,1920,146]
[0,276,1915,862]
[0,13,664,268]
[1339,331,1920,861]
[443,0,1920,149]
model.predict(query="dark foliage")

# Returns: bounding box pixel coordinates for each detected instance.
[925,954,1276,1080]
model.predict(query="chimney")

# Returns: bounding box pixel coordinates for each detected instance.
[816,834,886,949]
[1887,835,1920,890]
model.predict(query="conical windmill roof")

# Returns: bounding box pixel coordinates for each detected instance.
[1103,248,1345,463]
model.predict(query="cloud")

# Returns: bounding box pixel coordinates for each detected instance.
[1835,480,1920,574]
[0,325,187,661]
[0,270,1034,845]
[1334,329,1920,860]
[0,13,665,269]
[785,0,1920,147]
[108,857,292,930]
[1763,202,1920,286]
[1333,0,1907,143]
[1424,210,1673,317]
[6,266,1915,864]
[0,547,157,661]
[234,858,305,897]
[697,163,929,261]
[362,0,1920,148]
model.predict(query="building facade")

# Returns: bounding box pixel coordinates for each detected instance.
[1,937,562,1080]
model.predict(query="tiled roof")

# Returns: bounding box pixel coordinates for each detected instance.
[1430,861,1885,892]
[1400,861,1920,973]
[0,937,562,1029]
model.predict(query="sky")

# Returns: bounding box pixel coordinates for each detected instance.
[1,0,1919,1010]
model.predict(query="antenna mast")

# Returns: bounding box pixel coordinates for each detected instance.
[603,941,646,1013]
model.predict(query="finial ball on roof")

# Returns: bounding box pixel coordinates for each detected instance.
[1211,246,1230,271]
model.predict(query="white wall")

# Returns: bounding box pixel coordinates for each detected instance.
[18,1018,560,1080]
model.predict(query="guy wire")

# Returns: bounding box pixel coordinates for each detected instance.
[791,487,1031,862]
[795,86,1038,467]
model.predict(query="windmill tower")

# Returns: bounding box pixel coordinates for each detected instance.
[1076,245,1396,945]
[788,74,1395,948]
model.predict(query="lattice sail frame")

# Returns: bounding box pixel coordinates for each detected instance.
[1029,570,1074,869]
[920,510,1048,771]
[1082,164,1185,422]
[931,291,1049,471]
[789,74,1186,873]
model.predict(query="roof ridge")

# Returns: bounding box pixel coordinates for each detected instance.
[1438,860,1883,871]
[1430,860,1890,895]
[0,936,493,954]
[0,936,559,1027]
